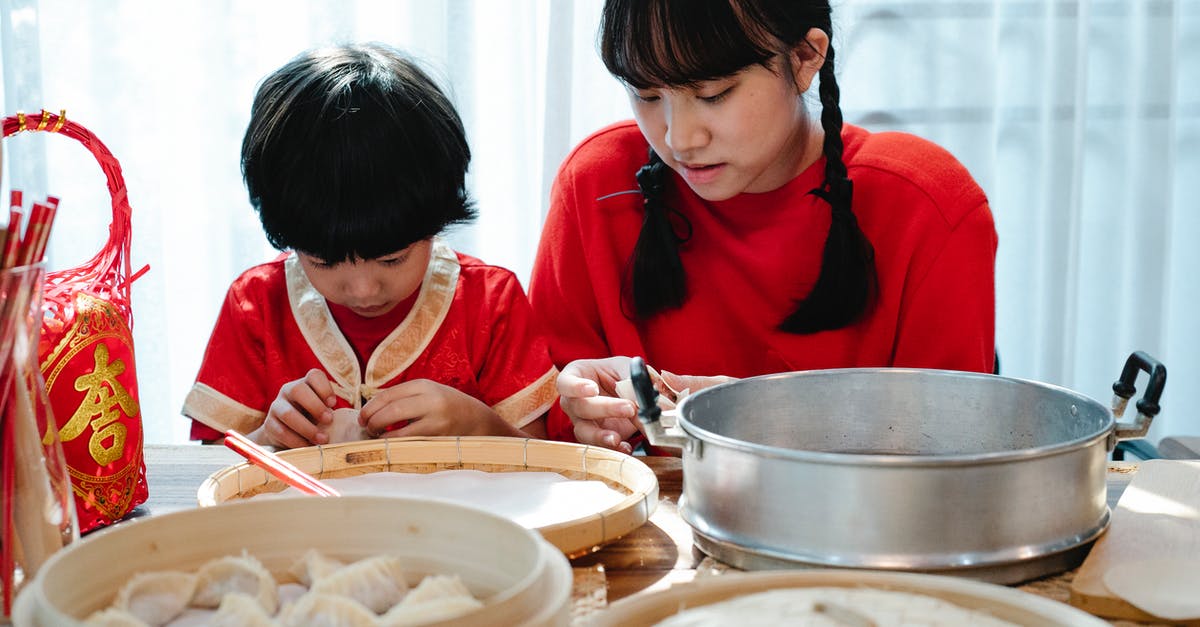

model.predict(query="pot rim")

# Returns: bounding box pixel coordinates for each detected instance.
[676,367,1116,466]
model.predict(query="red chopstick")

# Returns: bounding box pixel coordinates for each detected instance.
[1,402,17,615]
[223,430,340,497]
[1,208,23,270]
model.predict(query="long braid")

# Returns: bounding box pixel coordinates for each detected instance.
[780,43,877,333]
[623,148,693,319]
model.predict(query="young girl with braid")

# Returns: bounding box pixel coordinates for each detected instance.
[529,0,997,452]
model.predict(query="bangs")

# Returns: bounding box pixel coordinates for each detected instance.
[244,44,475,263]
[601,0,781,88]
[272,94,464,263]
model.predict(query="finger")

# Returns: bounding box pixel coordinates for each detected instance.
[361,379,434,422]
[270,398,327,445]
[658,370,687,392]
[572,419,621,450]
[359,391,388,423]
[363,395,433,437]
[304,369,337,408]
[287,380,334,425]
[556,368,599,398]
[660,371,737,393]
[264,411,315,449]
[559,394,636,424]
[597,416,643,441]
[560,356,637,396]
[380,414,441,439]
[578,423,637,453]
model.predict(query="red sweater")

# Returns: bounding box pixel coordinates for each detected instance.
[530,121,996,442]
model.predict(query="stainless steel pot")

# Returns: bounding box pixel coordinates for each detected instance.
[631,352,1166,584]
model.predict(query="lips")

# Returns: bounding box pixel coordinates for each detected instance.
[678,161,726,185]
[351,303,392,317]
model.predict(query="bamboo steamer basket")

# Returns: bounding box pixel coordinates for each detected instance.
[197,436,659,558]
[591,570,1109,626]
[13,496,570,626]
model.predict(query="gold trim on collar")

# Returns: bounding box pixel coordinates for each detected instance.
[284,238,461,407]
[286,254,361,405]
[363,238,459,397]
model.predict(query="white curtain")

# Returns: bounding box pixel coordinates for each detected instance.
[1,0,1196,447]
[834,0,1198,444]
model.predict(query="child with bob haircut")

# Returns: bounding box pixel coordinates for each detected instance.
[184,43,557,449]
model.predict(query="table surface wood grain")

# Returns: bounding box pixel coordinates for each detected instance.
[126,444,1160,625]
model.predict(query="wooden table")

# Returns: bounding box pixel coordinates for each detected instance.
[129,445,1155,625]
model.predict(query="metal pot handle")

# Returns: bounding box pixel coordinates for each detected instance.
[630,357,689,451]
[1110,350,1167,441]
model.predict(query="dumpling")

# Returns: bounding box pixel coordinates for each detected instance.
[190,552,278,613]
[309,554,407,613]
[84,607,150,626]
[277,582,309,612]
[400,574,475,605]
[160,608,217,626]
[207,592,278,627]
[379,597,483,626]
[277,592,378,627]
[319,408,369,444]
[379,575,482,626]
[287,548,345,587]
[113,570,196,626]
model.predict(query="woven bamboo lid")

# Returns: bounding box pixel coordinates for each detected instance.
[198,436,658,558]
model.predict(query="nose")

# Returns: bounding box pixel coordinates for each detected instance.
[664,100,708,156]
[342,270,382,303]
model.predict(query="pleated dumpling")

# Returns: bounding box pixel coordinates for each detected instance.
[277,592,378,627]
[190,552,278,613]
[83,607,151,627]
[320,407,369,444]
[380,574,483,626]
[399,574,476,606]
[277,582,310,612]
[207,592,279,627]
[113,570,196,626]
[309,554,408,613]
[287,548,345,587]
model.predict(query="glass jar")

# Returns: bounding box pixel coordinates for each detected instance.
[0,262,78,619]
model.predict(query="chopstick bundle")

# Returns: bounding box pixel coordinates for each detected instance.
[0,189,63,615]
[223,430,341,497]
[0,190,57,271]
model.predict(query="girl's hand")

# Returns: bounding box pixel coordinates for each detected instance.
[250,368,336,449]
[557,357,738,454]
[359,379,523,438]
[657,370,737,398]
[557,357,643,454]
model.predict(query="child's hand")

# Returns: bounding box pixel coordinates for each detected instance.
[359,379,521,438]
[250,368,337,449]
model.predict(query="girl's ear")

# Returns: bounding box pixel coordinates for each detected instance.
[790,27,830,93]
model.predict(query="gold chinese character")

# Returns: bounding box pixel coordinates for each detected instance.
[52,344,140,465]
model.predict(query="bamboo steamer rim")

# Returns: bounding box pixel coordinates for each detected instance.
[595,569,1111,626]
[21,495,564,626]
[197,436,659,558]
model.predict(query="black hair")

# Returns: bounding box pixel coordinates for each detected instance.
[601,0,877,333]
[241,42,475,262]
